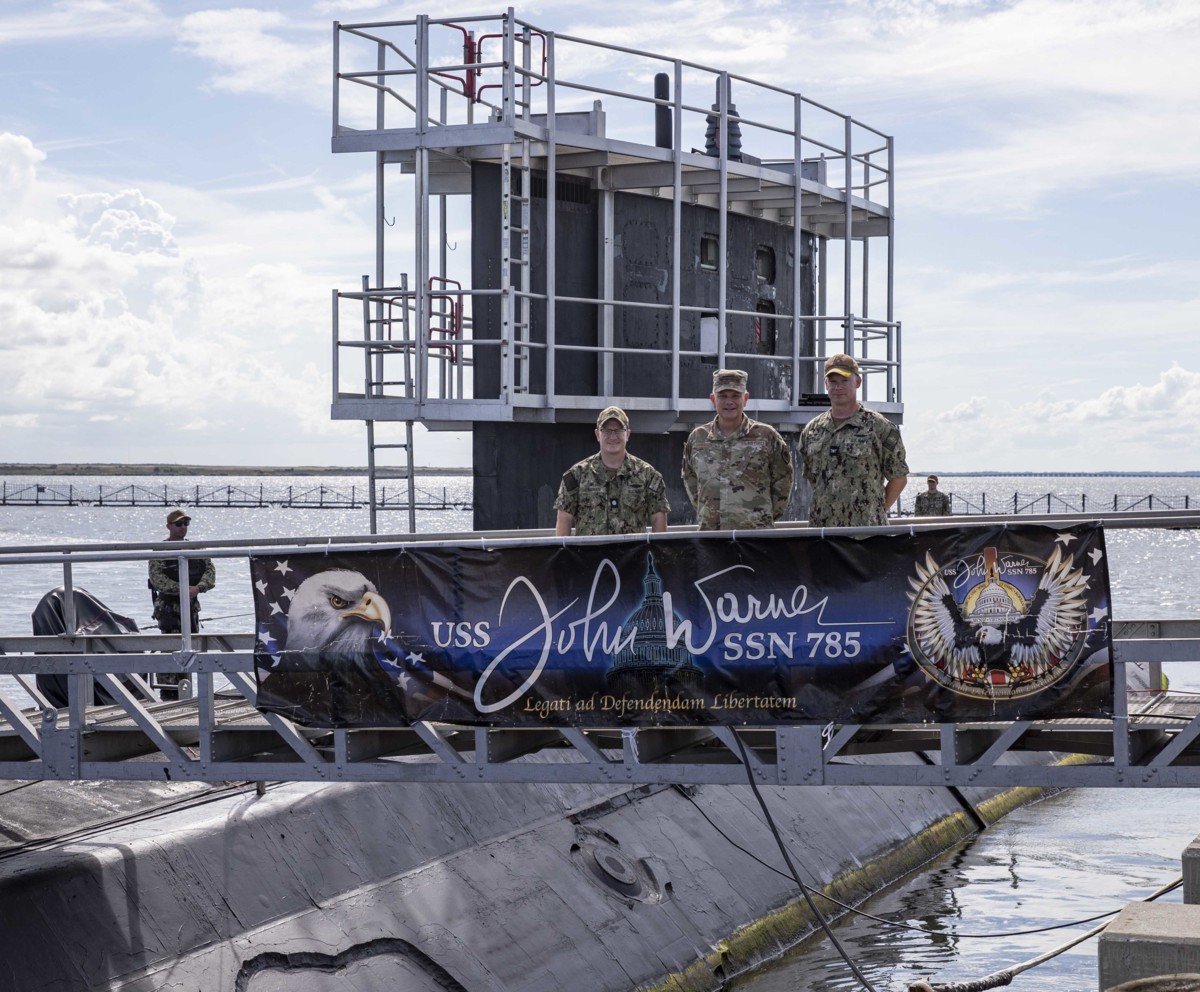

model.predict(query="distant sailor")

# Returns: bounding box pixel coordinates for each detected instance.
[800,354,908,527]
[149,508,215,635]
[914,474,952,516]
[682,368,794,530]
[554,406,670,536]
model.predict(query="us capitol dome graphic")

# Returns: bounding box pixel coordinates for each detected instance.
[606,554,703,696]
[964,550,1028,631]
[969,576,1025,628]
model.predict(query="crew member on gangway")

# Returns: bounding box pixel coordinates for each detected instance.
[914,474,952,516]
[149,508,215,696]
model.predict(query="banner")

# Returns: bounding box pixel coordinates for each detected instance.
[250,523,1113,728]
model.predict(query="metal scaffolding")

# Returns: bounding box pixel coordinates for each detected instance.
[327,9,902,527]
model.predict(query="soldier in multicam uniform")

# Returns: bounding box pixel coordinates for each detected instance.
[682,369,794,530]
[800,353,908,527]
[914,474,952,516]
[554,406,670,536]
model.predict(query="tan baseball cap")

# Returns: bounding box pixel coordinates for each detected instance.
[824,353,860,378]
[166,508,191,525]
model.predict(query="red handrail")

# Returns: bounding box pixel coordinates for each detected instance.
[428,276,463,363]
[475,30,546,106]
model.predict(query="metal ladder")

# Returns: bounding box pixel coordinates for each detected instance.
[365,272,417,535]
[365,420,416,535]
[498,22,538,399]
[500,143,532,397]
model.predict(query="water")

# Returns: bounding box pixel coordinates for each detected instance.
[0,473,474,637]
[731,788,1200,992]
[3,472,1200,991]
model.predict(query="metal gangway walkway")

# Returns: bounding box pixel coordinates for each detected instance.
[2,513,1199,788]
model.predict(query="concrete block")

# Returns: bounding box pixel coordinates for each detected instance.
[1183,835,1200,905]
[1107,978,1200,992]
[1100,903,1200,991]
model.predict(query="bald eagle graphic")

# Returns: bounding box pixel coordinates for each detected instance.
[284,569,392,667]
[257,568,402,726]
[907,545,1090,697]
[261,568,470,726]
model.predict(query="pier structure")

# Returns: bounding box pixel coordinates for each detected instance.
[328,9,899,532]
[2,511,1200,788]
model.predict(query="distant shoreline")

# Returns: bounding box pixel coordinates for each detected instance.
[0,463,470,477]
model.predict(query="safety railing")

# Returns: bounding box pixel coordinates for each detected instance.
[334,284,901,414]
[333,12,893,206]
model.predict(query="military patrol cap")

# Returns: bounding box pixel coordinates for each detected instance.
[596,405,630,429]
[927,474,939,483]
[824,353,860,378]
[712,369,748,394]
[166,508,191,525]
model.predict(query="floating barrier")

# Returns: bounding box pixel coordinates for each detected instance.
[1,481,1189,516]
[0,481,472,512]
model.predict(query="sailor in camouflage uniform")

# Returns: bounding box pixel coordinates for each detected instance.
[800,354,908,527]
[682,369,794,530]
[914,475,952,516]
[554,406,670,536]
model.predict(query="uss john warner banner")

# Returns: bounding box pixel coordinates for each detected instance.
[250,523,1113,728]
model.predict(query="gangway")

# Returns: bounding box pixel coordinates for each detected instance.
[2,512,1200,788]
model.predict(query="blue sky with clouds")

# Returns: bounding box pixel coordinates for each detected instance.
[2,0,1197,471]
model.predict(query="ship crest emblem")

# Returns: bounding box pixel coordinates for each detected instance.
[906,545,1091,700]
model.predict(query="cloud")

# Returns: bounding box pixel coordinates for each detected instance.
[1039,366,1200,423]
[58,188,179,255]
[934,397,985,423]
[0,131,366,464]
[176,8,328,109]
[0,0,169,44]
[0,133,44,211]
[908,365,1200,471]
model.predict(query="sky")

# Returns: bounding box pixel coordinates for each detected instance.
[1,0,1197,472]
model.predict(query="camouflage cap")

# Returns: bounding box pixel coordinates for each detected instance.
[927,474,939,483]
[166,508,191,525]
[824,353,860,378]
[712,368,748,394]
[596,405,630,429]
